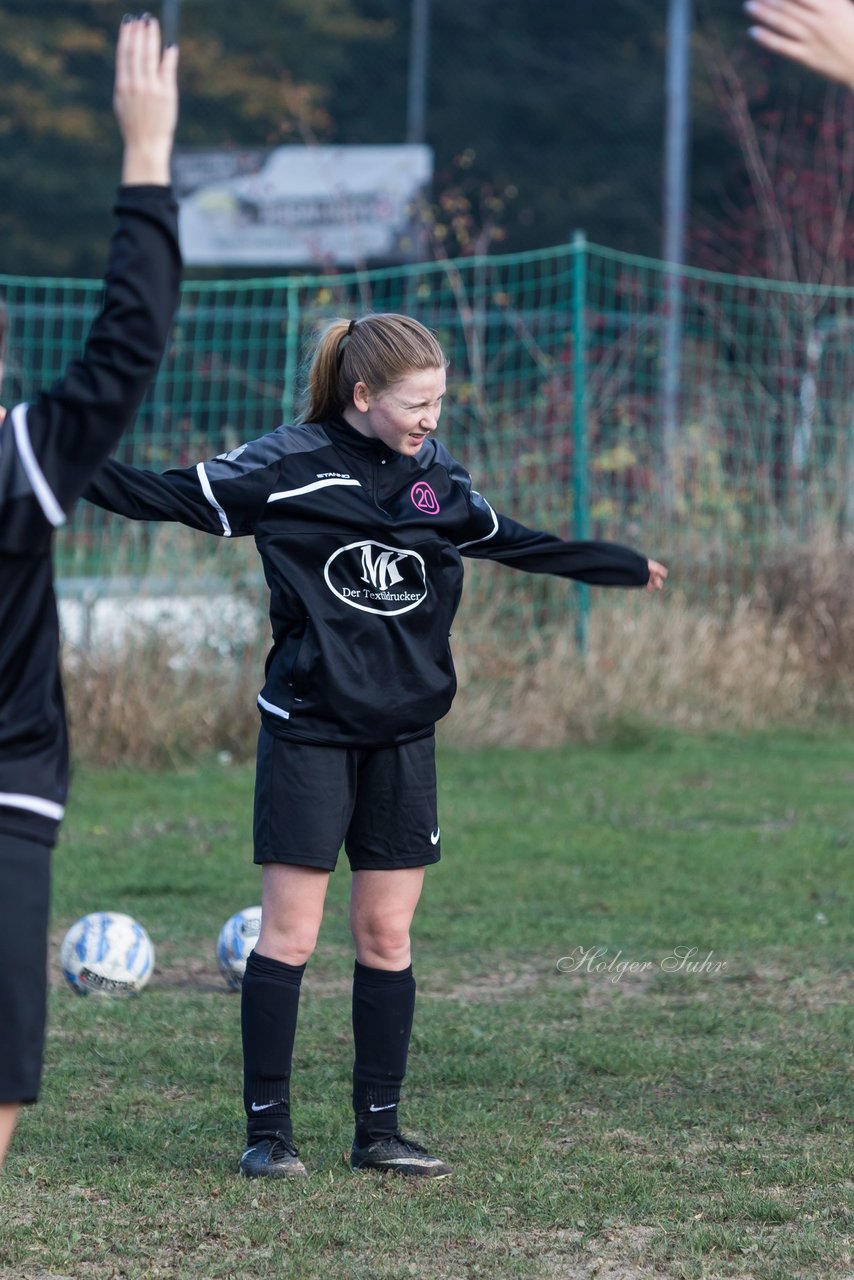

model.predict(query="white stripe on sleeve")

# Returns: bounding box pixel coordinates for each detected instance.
[196,461,232,536]
[457,494,499,549]
[0,792,66,821]
[267,477,362,504]
[257,693,290,721]
[10,403,66,528]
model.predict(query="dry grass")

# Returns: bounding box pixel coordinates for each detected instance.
[64,638,265,768]
[760,537,854,698]
[445,592,820,748]
[62,544,854,765]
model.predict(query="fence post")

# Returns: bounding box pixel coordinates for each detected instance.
[572,230,591,654]
[281,279,301,422]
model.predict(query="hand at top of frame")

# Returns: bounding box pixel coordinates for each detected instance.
[114,15,179,187]
[646,560,668,592]
[746,0,854,91]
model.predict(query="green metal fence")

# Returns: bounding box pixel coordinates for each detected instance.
[3,238,853,629]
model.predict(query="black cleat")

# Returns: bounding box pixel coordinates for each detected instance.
[239,1137,307,1179]
[349,1132,451,1178]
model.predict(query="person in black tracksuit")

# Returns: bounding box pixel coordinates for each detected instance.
[0,18,180,1170]
[86,313,668,1179]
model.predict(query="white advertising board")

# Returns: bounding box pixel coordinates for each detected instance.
[173,145,433,267]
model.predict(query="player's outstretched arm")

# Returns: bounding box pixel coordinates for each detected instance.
[437,443,665,590]
[85,433,273,540]
[85,457,236,537]
[746,0,854,90]
[460,505,664,589]
[115,14,179,185]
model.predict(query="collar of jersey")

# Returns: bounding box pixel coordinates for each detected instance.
[324,414,398,465]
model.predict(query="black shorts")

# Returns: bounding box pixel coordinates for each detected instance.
[0,833,51,1104]
[253,727,441,872]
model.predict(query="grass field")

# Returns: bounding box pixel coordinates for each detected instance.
[0,729,851,1280]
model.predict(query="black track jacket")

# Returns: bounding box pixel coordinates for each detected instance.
[85,416,650,747]
[0,187,181,846]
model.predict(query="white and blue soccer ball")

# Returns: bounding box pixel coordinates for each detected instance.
[60,911,154,997]
[216,905,262,990]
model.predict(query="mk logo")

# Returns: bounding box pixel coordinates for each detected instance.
[325,539,428,616]
[360,545,407,592]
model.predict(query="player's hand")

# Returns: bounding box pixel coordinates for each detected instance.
[746,0,854,91]
[646,559,668,592]
[114,15,179,187]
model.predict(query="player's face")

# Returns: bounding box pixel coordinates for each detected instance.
[351,366,446,456]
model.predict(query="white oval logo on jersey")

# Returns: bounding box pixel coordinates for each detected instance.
[324,540,427,615]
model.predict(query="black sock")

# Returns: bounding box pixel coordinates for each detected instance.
[352,959,416,1144]
[241,949,305,1144]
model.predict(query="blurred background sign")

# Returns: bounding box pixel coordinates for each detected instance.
[173,145,434,266]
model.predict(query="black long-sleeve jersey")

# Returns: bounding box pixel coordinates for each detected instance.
[0,187,182,846]
[85,415,650,747]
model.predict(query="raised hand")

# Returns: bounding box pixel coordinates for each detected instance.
[746,0,854,90]
[114,14,180,186]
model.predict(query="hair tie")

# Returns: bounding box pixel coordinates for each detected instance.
[336,318,358,370]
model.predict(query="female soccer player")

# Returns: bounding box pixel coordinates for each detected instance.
[85,314,667,1180]
[0,16,180,1170]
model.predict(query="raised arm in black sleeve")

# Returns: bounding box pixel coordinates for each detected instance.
[0,185,181,551]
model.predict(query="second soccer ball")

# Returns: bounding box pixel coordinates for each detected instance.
[216,905,262,990]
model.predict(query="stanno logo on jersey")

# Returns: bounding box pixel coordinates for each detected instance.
[324,540,427,616]
[317,471,351,479]
[411,480,440,514]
